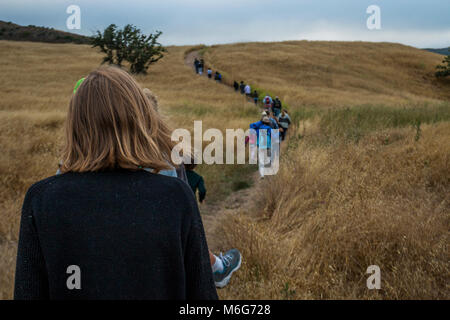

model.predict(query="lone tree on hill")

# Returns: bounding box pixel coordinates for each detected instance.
[92,24,166,74]
[435,54,450,78]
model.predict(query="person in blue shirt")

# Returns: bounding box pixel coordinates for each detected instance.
[250,116,273,178]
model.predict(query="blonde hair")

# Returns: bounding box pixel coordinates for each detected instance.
[60,66,176,173]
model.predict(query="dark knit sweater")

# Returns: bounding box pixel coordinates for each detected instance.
[14,170,218,300]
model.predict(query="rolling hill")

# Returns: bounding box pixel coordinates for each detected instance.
[0,21,91,44]
[0,39,449,300]
[425,47,450,55]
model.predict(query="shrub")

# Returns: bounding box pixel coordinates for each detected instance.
[92,24,166,74]
[435,55,450,78]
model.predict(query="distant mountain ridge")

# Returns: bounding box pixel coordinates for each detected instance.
[0,21,91,44]
[424,47,450,55]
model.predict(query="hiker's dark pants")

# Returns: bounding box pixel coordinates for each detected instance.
[280,127,288,141]
[273,108,281,117]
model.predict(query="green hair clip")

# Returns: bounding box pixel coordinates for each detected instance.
[73,77,86,93]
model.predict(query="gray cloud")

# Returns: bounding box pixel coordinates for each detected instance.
[1,0,449,48]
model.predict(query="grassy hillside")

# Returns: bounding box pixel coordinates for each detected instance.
[0,21,91,44]
[0,39,448,299]
[425,47,450,56]
[204,41,450,108]
[202,41,450,299]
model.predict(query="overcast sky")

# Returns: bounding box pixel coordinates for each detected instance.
[1,0,449,48]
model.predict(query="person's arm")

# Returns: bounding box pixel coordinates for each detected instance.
[176,164,189,185]
[181,184,218,300]
[14,189,49,300]
[197,177,206,203]
[271,118,279,129]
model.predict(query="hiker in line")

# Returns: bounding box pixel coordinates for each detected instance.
[214,72,222,83]
[268,111,280,129]
[250,116,273,179]
[198,59,204,75]
[207,68,213,79]
[263,95,273,112]
[262,111,279,130]
[194,58,200,74]
[239,81,246,94]
[267,112,281,169]
[278,109,291,141]
[244,84,251,97]
[233,81,239,92]
[14,66,218,300]
[143,90,241,289]
[252,90,259,105]
[273,96,282,117]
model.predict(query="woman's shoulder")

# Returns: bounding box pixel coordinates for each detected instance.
[25,175,62,198]
[21,174,64,212]
[23,171,197,213]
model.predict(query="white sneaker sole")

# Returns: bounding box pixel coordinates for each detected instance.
[215,255,242,289]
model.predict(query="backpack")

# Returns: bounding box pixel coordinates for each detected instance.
[264,97,271,105]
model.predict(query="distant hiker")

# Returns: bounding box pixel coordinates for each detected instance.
[252,90,259,105]
[184,161,242,288]
[273,96,282,117]
[207,68,213,79]
[250,116,273,178]
[214,72,222,83]
[244,84,251,96]
[194,58,200,74]
[263,95,273,112]
[239,81,246,94]
[198,59,204,75]
[233,81,239,92]
[278,109,291,141]
[14,66,218,300]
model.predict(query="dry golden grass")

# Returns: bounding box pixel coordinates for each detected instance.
[217,122,449,299]
[204,41,449,299]
[0,39,448,300]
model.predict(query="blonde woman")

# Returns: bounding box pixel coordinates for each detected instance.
[14,66,217,300]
